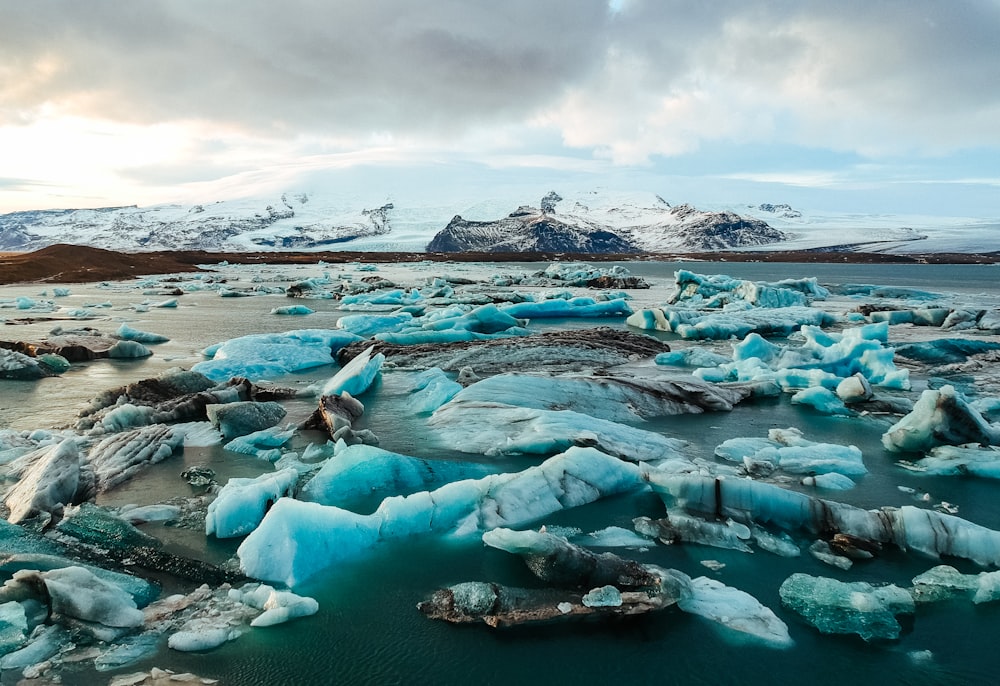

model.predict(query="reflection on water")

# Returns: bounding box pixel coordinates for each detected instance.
[2,261,1000,685]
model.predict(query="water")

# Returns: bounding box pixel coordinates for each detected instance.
[2,260,1000,685]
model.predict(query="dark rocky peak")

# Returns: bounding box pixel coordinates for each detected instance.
[540,191,563,213]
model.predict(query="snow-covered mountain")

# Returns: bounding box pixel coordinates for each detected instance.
[427,191,785,253]
[0,193,394,252]
[0,186,994,254]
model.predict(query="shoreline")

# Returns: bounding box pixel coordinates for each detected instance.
[1,243,997,285]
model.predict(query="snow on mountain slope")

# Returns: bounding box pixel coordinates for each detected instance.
[0,193,395,252]
[427,191,786,253]
[0,186,995,254]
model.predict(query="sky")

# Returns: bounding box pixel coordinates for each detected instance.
[1,0,999,217]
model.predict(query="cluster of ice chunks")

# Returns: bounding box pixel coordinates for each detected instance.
[714,427,866,479]
[628,270,834,340]
[237,446,645,587]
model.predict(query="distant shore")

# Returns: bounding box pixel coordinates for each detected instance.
[1,243,997,286]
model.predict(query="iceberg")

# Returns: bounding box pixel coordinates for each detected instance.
[4,439,94,524]
[7,566,144,628]
[443,372,749,424]
[882,385,1000,453]
[778,573,914,641]
[428,401,686,462]
[336,312,414,337]
[193,329,361,382]
[238,447,644,587]
[320,345,384,398]
[88,425,184,492]
[206,468,299,538]
[500,296,632,319]
[482,528,659,589]
[910,565,1000,604]
[678,575,793,648]
[299,444,492,508]
[646,473,1000,566]
[714,427,867,477]
[116,323,169,343]
[904,444,1000,479]
[407,368,462,414]
[207,401,287,440]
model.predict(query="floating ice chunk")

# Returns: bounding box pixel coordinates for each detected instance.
[0,349,50,380]
[882,385,1000,453]
[894,338,1000,366]
[444,373,748,424]
[407,369,462,414]
[300,444,491,507]
[229,583,320,627]
[429,401,686,462]
[778,573,914,641]
[270,305,314,315]
[206,468,299,538]
[11,566,144,627]
[168,625,238,652]
[239,447,643,587]
[107,340,153,358]
[655,348,732,368]
[582,586,622,607]
[579,526,653,548]
[648,472,1000,566]
[0,601,27,656]
[750,526,801,557]
[791,387,852,416]
[4,438,94,524]
[714,428,866,477]
[116,323,169,343]
[223,426,296,462]
[802,473,857,490]
[207,401,287,440]
[172,421,224,447]
[0,624,68,672]
[910,565,1000,604]
[193,329,362,382]
[337,312,414,336]
[116,503,182,524]
[634,514,752,552]
[907,444,1000,479]
[501,297,632,319]
[320,345,384,398]
[88,425,184,492]
[678,575,793,648]
[836,373,873,403]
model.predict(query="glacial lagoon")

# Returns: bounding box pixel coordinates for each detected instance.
[2,259,1000,685]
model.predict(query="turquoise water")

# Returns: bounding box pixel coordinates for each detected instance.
[2,260,1000,685]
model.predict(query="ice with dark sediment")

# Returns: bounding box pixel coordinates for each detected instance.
[87,424,184,491]
[238,446,645,587]
[645,472,1000,566]
[206,468,299,538]
[206,401,287,440]
[901,444,1000,478]
[4,438,94,524]
[714,427,867,477]
[338,327,670,374]
[882,385,1000,453]
[442,372,750,423]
